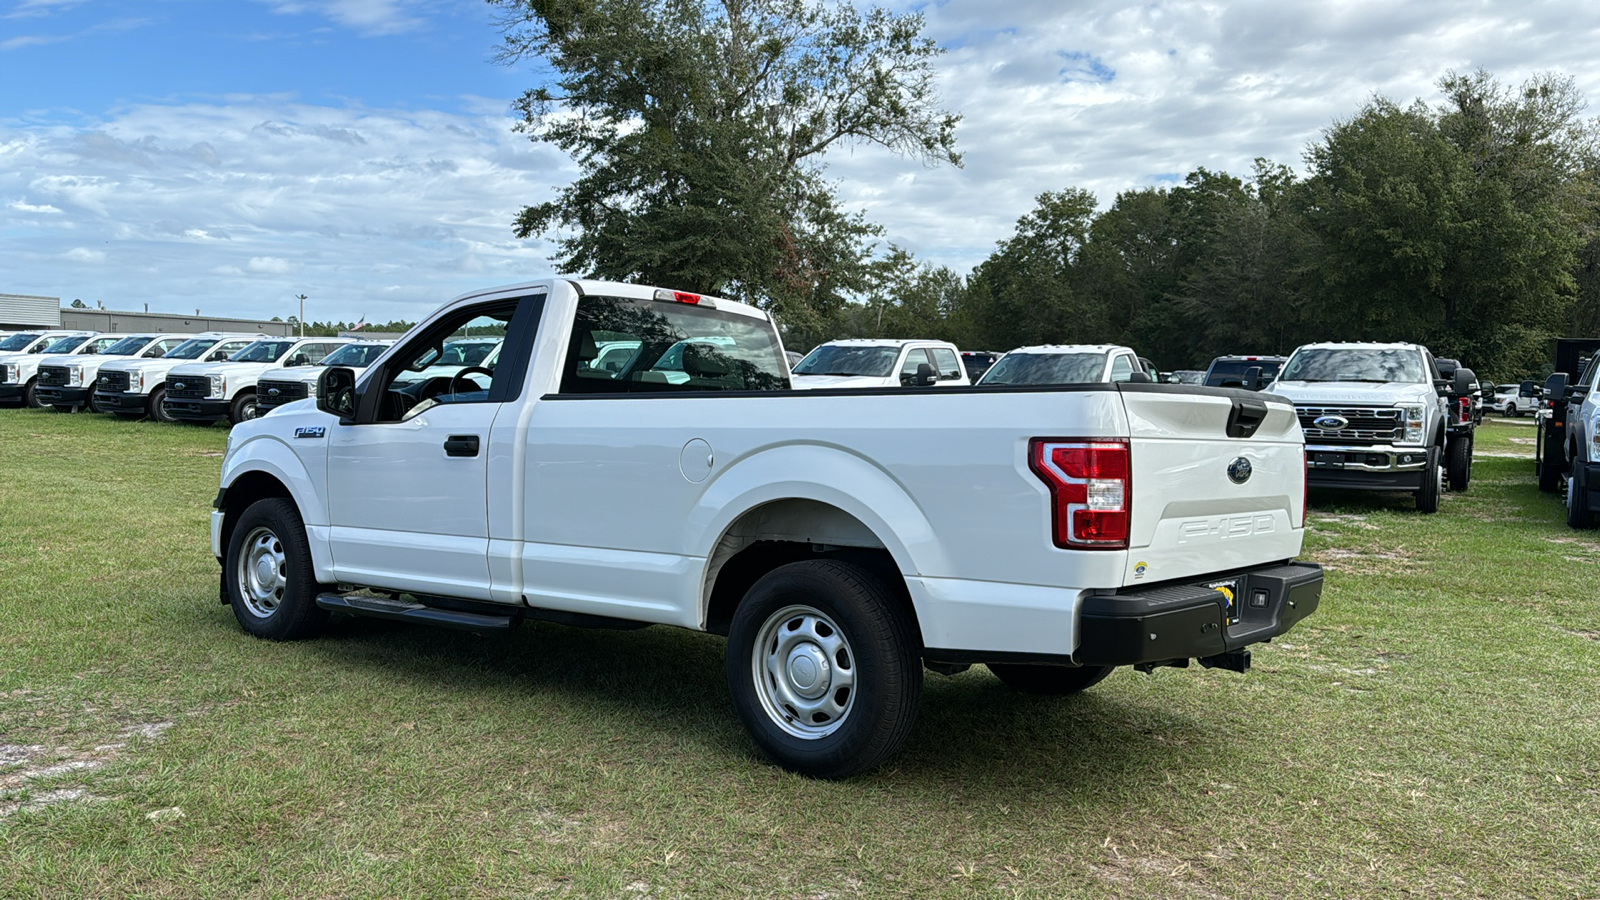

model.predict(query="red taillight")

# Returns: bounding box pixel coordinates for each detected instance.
[1457,397,1470,424]
[652,288,705,305]
[1029,439,1130,549]
[673,291,700,304]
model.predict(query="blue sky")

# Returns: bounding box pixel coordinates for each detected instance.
[6,0,1600,324]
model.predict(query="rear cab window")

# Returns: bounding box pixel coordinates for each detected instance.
[560,294,788,394]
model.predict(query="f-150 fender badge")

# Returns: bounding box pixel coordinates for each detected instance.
[294,426,326,439]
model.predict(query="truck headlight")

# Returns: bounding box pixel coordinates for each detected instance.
[1397,403,1426,444]
[129,369,144,392]
[306,379,318,397]
[1591,413,1600,460]
[66,367,83,387]
[1,364,14,384]
[209,374,226,399]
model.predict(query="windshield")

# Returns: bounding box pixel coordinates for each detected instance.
[979,352,1105,386]
[793,345,899,377]
[163,338,221,360]
[1205,359,1283,386]
[100,335,156,356]
[0,334,42,351]
[319,343,390,367]
[1279,348,1426,384]
[229,340,294,363]
[43,335,92,354]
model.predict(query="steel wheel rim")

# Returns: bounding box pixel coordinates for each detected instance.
[751,604,857,740]
[237,525,288,619]
[239,399,257,421]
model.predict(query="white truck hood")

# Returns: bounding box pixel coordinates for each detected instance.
[168,360,280,380]
[258,366,324,387]
[1267,381,1434,405]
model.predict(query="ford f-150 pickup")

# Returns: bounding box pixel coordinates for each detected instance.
[211,279,1322,777]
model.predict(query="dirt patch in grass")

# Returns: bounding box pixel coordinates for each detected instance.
[0,721,173,818]
[1309,545,1419,574]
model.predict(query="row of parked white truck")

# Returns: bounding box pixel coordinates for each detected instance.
[0,329,399,424]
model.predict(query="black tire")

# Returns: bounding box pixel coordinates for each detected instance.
[726,559,921,779]
[86,391,105,414]
[23,379,43,409]
[224,498,331,641]
[1446,436,1472,492]
[1538,435,1562,493]
[1568,464,1595,529]
[228,392,258,426]
[150,387,176,423]
[1415,446,1442,513]
[987,663,1114,694]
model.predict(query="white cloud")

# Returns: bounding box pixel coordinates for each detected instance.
[258,0,426,36]
[246,256,293,274]
[8,199,61,213]
[62,247,105,263]
[0,97,567,322]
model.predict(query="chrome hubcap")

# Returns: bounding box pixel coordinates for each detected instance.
[752,605,856,740]
[237,526,287,618]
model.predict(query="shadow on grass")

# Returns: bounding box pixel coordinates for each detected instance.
[190,600,1217,795]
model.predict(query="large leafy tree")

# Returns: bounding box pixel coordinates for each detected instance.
[491,0,961,333]
[961,188,1103,350]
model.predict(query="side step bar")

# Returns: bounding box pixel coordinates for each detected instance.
[315,593,515,633]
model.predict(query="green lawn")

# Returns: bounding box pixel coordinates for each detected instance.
[1,412,1595,898]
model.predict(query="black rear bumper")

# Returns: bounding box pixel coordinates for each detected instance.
[922,561,1322,670]
[1076,561,1322,666]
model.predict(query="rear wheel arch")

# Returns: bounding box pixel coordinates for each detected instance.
[702,499,920,644]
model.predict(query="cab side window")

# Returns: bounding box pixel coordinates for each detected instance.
[361,295,541,423]
[560,294,788,394]
[899,348,934,385]
[1109,354,1136,382]
[929,347,962,380]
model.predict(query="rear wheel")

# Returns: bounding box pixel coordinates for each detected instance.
[1446,436,1472,492]
[224,498,331,640]
[1415,446,1442,513]
[726,560,921,779]
[1538,431,1563,493]
[988,663,1113,694]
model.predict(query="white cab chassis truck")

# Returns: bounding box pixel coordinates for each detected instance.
[94,334,270,421]
[255,340,396,415]
[1264,342,1477,513]
[35,333,195,412]
[212,279,1323,778]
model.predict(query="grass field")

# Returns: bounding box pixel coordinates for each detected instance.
[1,410,1596,898]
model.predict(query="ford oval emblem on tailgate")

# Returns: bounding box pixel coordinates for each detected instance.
[1227,457,1253,484]
[1313,415,1348,430]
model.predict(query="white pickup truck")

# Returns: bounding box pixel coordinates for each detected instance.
[255,340,396,415]
[211,279,1321,777]
[790,339,969,389]
[166,336,354,425]
[94,333,270,421]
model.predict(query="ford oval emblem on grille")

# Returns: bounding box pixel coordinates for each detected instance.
[1313,415,1349,430]
[1227,457,1253,484]
[268,387,279,396]
[174,382,185,391]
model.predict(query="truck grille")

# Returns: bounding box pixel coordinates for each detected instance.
[37,365,70,387]
[1295,405,1404,444]
[256,381,308,410]
[97,371,130,392]
[166,378,209,400]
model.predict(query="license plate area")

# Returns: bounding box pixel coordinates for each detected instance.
[1206,578,1241,625]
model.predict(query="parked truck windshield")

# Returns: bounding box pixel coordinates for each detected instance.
[1280,348,1426,384]
[979,352,1104,386]
[792,345,899,378]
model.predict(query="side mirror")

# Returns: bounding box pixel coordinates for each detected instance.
[317,367,358,420]
[1451,367,1476,397]
[913,362,937,387]
[1127,370,1153,383]
[143,347,164,358]
[1543,373,1569,402]
[209,350,230,361]
[1243,366,1263,390]
[1519,380,1537,398]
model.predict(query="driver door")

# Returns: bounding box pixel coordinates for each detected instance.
[325,297,536,601]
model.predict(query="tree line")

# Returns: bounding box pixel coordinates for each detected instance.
[493,0,1600,382]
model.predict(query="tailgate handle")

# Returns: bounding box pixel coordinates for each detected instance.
[1226,399,1269,438]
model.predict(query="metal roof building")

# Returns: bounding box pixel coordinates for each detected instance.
[58,308,295,336]
[0,293,61,329]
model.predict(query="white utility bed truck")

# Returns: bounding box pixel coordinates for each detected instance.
[212,279,1322,777]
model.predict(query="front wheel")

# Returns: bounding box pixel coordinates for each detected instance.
[23,379,43,409]
[1568,465,1595,529]
[150,387,177,423]
[229,392,258,425]
[988,663,1113,694]
[1446,436,1472,492]
[726,560,921,779]
[224,498,331,640]
[1415,446,1442,513]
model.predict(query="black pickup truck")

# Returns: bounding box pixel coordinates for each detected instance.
[1532,338,1600,494]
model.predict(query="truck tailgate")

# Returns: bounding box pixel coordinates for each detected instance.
[1119,387,1305,586]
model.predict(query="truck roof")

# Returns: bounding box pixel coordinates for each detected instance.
[1005,344,1128,355]
[814,338,956,348]
[1291,341,1426,353]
